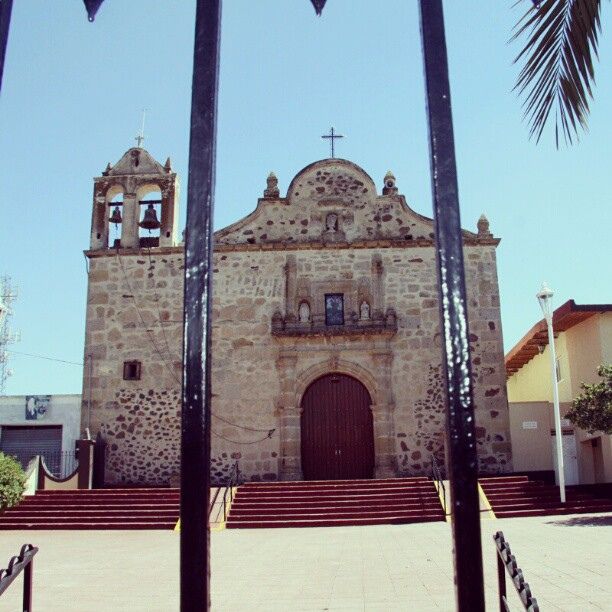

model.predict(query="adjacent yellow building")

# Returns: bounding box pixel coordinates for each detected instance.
[505,300,612,485]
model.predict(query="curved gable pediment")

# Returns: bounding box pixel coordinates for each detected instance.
[215,158,481,247]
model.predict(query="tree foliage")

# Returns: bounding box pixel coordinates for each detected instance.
[0,453,26,511]
[512,0,604,147]
[566,364,612,434]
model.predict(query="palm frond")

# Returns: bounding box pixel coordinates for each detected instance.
[512,0,603,146]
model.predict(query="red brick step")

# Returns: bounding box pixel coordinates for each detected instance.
[0,488,179,530]
[226,477,445,529]
[479,476,612,518]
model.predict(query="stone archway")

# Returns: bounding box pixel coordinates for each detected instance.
[301,373,374,480]
[276,355,396,481]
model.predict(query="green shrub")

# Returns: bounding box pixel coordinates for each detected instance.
[566,365,612,435]
[0,453,26,511]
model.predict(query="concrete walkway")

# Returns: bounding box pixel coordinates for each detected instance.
[0,513,610,611]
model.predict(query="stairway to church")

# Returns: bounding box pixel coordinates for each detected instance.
[0,488,180,530]
[225,477,445,528]
[480,476,612,518]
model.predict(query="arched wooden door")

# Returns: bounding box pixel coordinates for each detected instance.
[301,373,374,480]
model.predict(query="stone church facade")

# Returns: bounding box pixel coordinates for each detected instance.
[82,148,512,485]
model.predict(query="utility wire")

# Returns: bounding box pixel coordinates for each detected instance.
[6,349,83,366]
[146,246,181,375]
[212,428,276,445]
[212,411,275,433]
[115,249,182,385]
[116,248,274,437]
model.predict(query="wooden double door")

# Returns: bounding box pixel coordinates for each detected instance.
[301,373,374,480]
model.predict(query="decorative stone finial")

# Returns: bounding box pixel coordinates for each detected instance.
[477,213,491,236]
[264,172,280,198]
[382,171,398,195]
[102,162,112,176]
[164,157,172,172]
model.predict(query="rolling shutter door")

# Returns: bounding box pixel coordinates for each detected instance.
[0,425,62,468]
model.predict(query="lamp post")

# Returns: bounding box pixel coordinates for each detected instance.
[536,282,566,503]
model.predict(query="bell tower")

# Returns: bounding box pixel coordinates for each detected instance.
[90,147,179,250]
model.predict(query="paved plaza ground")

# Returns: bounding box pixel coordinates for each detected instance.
[0,513,610,611]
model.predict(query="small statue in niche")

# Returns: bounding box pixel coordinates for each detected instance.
[360,300,371,320]
[325,212,338,233]
[298,301,311,323]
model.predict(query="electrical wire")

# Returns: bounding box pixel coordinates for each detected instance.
[115,248,275,437]
[146,246,182,376]
[6,349,83,366]
[115,249,182,385]
[212,428,276,445]
[211,411,275,433]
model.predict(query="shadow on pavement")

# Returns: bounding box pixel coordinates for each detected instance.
[546,515,612,527]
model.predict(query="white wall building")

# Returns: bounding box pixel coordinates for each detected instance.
[0,394,82,474]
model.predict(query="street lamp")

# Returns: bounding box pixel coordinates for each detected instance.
[536,282,566,503]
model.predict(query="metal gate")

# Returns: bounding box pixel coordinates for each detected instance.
[0,425,63,473]
[301,373,374,480]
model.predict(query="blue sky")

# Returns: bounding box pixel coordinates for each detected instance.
[0,0,610,395]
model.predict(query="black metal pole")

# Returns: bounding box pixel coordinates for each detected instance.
[0,0,14,95]
[496,550,506,612]
[23,558,32,612]
[181,1,221,610]
[418,1,485,610]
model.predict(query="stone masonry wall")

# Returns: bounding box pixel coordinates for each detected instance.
[83,240,511,484]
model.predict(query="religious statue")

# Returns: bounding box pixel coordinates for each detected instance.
[325,212,338,233]
[264,172,280,198]
[298,301,311,323]
[360,300,371,320]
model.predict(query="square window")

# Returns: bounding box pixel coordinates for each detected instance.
[123,360,142,381]
[325,294,344,326]
[555,357,563,382]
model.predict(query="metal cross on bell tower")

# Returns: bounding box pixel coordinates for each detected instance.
[135,109,146,148]
[321,126,344,158]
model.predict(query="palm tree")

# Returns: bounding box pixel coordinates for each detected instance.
[512,0,604,146]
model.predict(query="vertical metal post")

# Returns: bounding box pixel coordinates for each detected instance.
[545,318,566,502]
[0,0,14,95]
[496,551,506,612]
[181,1,221,611]
[419,1,485,610]
[23,559,33,612]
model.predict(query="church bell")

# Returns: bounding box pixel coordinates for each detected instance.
[109,205,122,225]
[139,203,161,230]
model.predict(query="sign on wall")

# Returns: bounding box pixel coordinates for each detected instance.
[522,421,538,430]
[24,395,50,421]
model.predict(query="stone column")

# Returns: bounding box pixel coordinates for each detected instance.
[284,255,297,322]
[278,405,302,481]
[120,191,139,249]
[371,349,396,477]
[371,254,384,319]
[275,351,302,480]
[160,180,179,247]
[371,403,396,478]
[90,184,109,250]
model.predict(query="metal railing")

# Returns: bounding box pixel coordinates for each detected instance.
[431,454,448,517]
[208,461,241,523]
[494,532,539,612]
[0,544,38,612]
[221,462,240,522]
[9,450,78,479]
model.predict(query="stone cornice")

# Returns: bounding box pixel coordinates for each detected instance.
[84,236,499,258]
[272,324,397,341]
[84,246,184,258]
